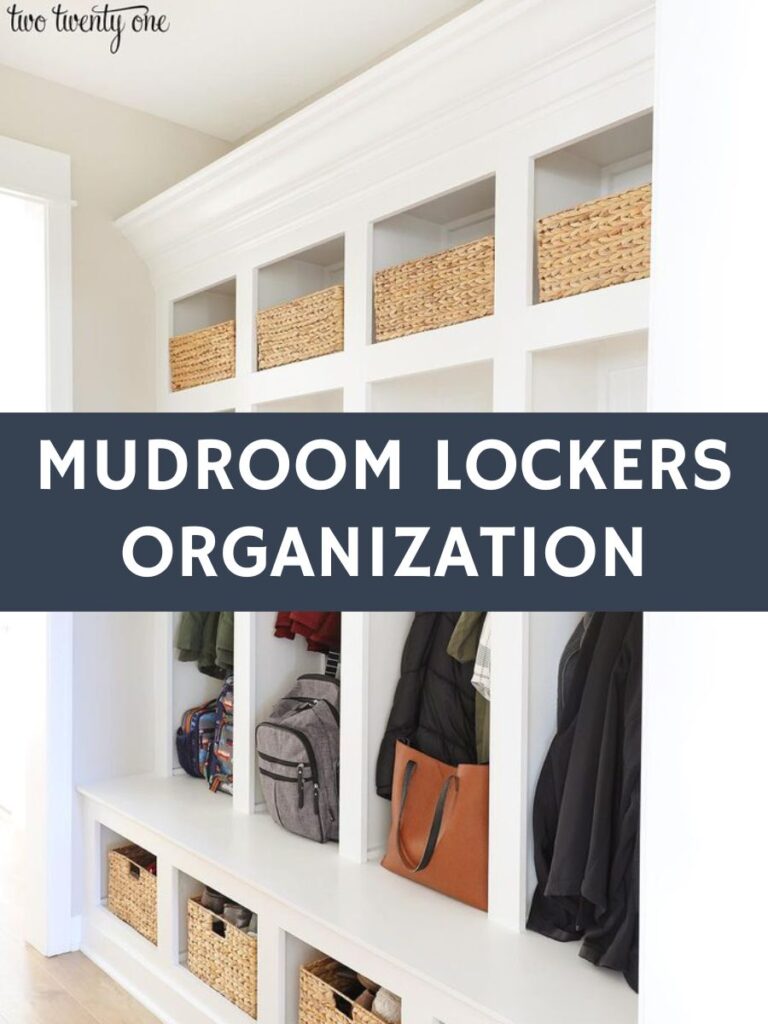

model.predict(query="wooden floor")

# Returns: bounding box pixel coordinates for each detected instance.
[0,815,161,1024]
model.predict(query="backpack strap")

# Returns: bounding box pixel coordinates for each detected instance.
[324,650,340,679]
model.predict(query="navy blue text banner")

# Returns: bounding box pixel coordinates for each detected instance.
[0,412,764,611]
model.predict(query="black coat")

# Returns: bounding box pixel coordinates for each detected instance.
[527,612,642,992]
[376,612,477,799]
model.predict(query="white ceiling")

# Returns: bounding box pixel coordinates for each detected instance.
[0,0,481,142]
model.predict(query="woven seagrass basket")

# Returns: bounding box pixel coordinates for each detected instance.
[373,234,494,342]
[257,284,344,370]
[107,845,157,944]
[187,897,257,1018]
[536,182,651,302]
[169,320,236,391]
[299,957,385,1024]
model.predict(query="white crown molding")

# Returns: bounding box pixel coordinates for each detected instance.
[117,0,654,279]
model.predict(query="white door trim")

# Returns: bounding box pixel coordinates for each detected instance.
[1,134,74,955]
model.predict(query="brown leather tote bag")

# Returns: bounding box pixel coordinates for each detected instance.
[381,741,489,910]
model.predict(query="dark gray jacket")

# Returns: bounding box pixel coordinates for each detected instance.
[376,611,477,799]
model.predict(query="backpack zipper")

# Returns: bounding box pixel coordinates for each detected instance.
[259,767,312,784]
[283,696,340,725]
[256,721,324,840]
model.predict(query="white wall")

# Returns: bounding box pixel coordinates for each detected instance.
[0,64,232,922]
[0,64,231,412]
[643,2,768,1021]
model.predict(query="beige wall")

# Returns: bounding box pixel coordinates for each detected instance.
[0,64,231,411]
[0,66,232,922]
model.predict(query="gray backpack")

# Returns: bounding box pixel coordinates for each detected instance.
[256,674,340,843]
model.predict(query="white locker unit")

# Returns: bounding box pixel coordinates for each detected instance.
[78,1,657,1022]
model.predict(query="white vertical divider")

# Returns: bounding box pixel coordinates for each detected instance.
[236,264,256,384]
[157,859,176,966]
[339,220,373,862]
[233,265,259,816]
[256,916,286,1023]
[155,612,175,777]
[233,611,257,815]
[487,150,533,931]
[338,611,370,862]
[401,996,437,1024]
[157,290,174,409]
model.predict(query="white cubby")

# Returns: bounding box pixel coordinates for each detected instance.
[172,278,237,336]
[525,610,583,905]
[534,113,653,223]
[284,933,324,1024]
[258,237,344,311]
[372,177,495,343]
[177,869,206,966]
[530,331,648,412]
[99,824,138,903]
[366,611,412,855]
[370,360,493,413]
[255,237,344,374]
[255,388,344,413]
[253,612,325,736]
[374,177,495,271]
[171,611,223,775]
[532,113,652,304]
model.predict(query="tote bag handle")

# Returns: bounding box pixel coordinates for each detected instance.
[396,759,458,872]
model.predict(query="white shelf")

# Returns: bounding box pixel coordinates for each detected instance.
[245,351,347,407]
[521,278,650,352]
[365,316,498,382]
[165,377,238,413]
[81,774,637,1024]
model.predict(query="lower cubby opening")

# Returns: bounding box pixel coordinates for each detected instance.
[288,932,402,1024]
[254,387,344,413]
[284,934,324,1024]
[179,869,259,1019]
[369,360,493,413]
[82,775,638,1024]
[100,824,158,946]
[530,331,647,412]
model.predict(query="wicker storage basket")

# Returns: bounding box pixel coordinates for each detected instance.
[169,320,236,392]
[299,957,386,1024]
[257,284,344,370]
[187,897,258,1018]
[373,234,494,342]
[107,845,157,944]
[536,182,651,302]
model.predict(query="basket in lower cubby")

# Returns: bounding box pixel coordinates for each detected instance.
[299,956,397,1024]
[187,897,258,1018]
[106,844,157,945]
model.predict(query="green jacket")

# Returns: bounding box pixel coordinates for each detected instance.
[176,611,234,677]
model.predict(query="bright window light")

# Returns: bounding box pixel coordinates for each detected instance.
[0,191,46,413]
